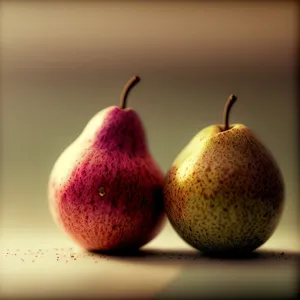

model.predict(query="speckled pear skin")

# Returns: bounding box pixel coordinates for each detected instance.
[48,107,166,251]
[164,124,285,255]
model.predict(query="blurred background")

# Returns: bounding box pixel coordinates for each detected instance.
[0,1,298,246]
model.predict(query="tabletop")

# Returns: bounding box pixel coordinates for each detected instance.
[1,222,299,300]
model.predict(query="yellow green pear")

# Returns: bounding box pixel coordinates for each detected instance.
[164,95,285,255]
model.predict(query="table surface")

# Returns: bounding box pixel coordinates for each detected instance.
[1,222,299,300]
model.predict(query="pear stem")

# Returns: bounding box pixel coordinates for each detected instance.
[223,94,237,131]
[120,76,141,109]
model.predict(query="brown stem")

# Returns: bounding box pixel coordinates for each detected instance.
[223,94,237,131]
[120,76,141,109]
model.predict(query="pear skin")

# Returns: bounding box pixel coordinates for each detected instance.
[164,95,285,256]
[48,76,166,252]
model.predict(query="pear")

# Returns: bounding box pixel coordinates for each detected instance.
[164,95,285,256]
[48,76,166,252]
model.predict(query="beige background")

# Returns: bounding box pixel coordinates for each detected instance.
[0,1,299,299]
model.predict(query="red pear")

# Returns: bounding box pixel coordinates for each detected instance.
[48,76,166,252]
